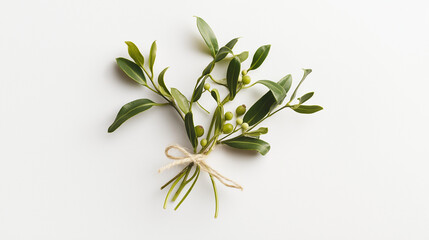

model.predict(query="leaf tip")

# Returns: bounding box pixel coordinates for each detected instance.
[107,126,115,133]
[302,68,312,74]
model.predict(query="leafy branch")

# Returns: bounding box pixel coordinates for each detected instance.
[108,17,323,218]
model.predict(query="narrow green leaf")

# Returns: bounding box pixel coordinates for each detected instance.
[108,99,155,132]
[226,57,241,100]
[248,45,271,71]
[236,51,249,62]
[171,88,190,114]
[215,46,233,62]
[149,41,157,74]
[290,69,312,101]
[196,17,219,57]
[298,92,314,104]
[191,77,206,102]
[244,77,292,125]
[225,38,239,50]
[243,92,273,126]
[210,89,220,104]
[158,67,171,97]
[214,106,224,136]
[292,105,323,114]
[255,80,287,103]
[184,112,198,149]
[222,136,270,155]
[202,61,215,76]
[125,41,144,67]
[281,74,293,94]
[116,58,146,85]
[215,38,239,62]
[245,127,268,137]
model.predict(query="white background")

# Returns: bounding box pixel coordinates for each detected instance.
[1,0,428,239]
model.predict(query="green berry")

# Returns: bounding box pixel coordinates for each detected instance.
[204,82,211,91]
[225,111,233,120]
[195,125,204,137]
[236,118,243,125]
[242,70,248,76]
[201,139,207,147]
[236,104,246,116]
[222,123,234,134]
[241,123,249,130]
[242,75,251,85]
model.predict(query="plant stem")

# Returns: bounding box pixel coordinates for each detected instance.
[209,174,219,218]
[205,135,219,155]
[241,82,256,89]
[196,101,210,114]
[218,125,241,141]
[172,166,191,201]
[163,172,185,209]
[160,164,190,190]
[145,85,160,94]
[208,74,226,86]
[185,166,199,184]
[174,167,200,210]
[153,103,170,106]
[142,66,158,93]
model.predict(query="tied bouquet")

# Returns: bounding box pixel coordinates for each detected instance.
[108,17,323,218]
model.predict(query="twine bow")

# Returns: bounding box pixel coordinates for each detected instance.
[158,145,243,190]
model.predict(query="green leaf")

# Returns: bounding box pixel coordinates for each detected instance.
[116,58,146,85]
[202,61,215,76]
[292,105,323,114]
[149,41,157,74]
[184,112,198,149]
[214,106,224,136]
[210,88,221,104]
[290,69,312,101]
[225,38,239,50]
[215,46,233,62]
[281,74,293,94]
[245,127,268,137]
[244,77,291,126]
[243,92,273,126]
[171,88,190,114]
[191,77,206,102]
[255,80,287,103]
[108,99,155,132]
[215,38,239,62]
[158,67,171,97]
[226,57,241,100]
[248,45,271,71]
[196,17,219,57]
[298,92,314,104]
[236,51,249,62]
[125,41,144,67]
[222,136,270,155]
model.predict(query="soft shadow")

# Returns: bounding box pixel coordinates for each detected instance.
[186,30,211,56]
[219,144,260,163]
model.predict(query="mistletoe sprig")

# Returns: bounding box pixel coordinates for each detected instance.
[108,17,323,218]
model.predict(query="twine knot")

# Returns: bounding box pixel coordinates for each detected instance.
[158,145,243,190]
